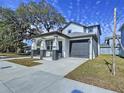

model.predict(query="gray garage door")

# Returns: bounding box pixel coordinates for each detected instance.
[70,39,89,58]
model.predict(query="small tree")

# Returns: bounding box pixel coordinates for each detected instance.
[112,8,116,76]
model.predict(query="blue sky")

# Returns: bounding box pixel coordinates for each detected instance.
[0,0,124,43]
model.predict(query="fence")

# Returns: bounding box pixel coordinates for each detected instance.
[100,47,120,55]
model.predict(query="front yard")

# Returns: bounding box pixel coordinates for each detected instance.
[6,58,41,67]
[66,55,124,93]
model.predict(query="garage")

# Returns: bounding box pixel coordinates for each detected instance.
[69,39,89,58]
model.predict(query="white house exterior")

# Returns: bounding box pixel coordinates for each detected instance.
[62,22,101,56]
[32,22,101,60]
[120,25,124,57]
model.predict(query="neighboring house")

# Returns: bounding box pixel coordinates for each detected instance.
[120,24,124,57]
[104,35,121,47]
[100,35,121,55]
[32,22,101,60]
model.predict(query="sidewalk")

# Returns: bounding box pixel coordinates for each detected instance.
[0,58,117,93]
[0,71,117,93]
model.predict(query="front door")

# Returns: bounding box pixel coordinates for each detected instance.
[46,40,53,57]
[45,40,62,57]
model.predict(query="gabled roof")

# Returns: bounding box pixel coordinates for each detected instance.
[62,21,102,35]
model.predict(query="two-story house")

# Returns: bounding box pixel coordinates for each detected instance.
[32,22,101,60]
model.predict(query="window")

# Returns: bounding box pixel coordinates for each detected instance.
[88,28,93,33]
[84,27,87,33]
[46,40,53,51]
[68,30,72,33]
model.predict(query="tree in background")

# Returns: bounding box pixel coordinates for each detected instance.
[16,0,66,33]
[0,8,17,53]
[0,0,66,53]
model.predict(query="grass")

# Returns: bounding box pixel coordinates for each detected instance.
[65,55,124,93]
[7,58,41,67]
[0,53,23,57]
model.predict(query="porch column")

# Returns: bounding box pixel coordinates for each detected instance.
[52,36,59,60]
[40,39,46,60]
[31,39,37,59]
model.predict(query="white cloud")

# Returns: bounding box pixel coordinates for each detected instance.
[96,0,101,5]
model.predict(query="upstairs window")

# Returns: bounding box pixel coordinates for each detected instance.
[68,30,72,33]
[88,28,93,33]
[84,28,87,33]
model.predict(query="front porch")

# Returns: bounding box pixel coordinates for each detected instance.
[31,32,69,60]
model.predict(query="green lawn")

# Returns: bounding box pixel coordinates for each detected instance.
[66,55,124,93]
[7,58,41,67]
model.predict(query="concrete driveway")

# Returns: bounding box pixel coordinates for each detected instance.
[0,58,117,93]
[31,57,88,76]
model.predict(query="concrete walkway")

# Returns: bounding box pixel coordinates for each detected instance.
[0,58,117,93]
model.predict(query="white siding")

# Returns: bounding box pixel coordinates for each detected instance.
[90,37,98,59]
[62,24,100,36]
[89,37,93,59]
[62,23,85,35]
[62,38,69,57]
[92,38,98,58]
